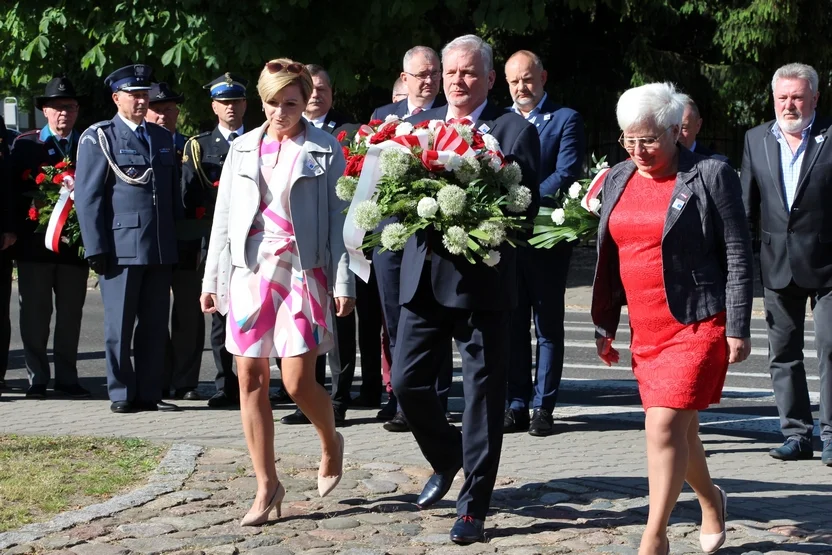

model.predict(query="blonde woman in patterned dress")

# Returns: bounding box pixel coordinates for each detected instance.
[201,59,354,526]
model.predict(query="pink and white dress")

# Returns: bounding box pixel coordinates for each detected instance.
[226,132,334,358]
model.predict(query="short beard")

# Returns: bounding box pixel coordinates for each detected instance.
[777,111,812,134]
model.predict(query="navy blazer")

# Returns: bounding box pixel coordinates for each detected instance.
[74,116,183,266]
[592,147,753,339]
[508,96,584,206]
[401,102,541,311]
[370,96,447,122]
[692,141,729,164]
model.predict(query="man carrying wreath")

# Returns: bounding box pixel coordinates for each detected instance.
[394,34,540,543]
[11,76,90,400]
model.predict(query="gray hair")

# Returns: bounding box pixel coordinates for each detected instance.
[402,46,439,71]
[616,82,686,132]
[772,63,819,94]
[676,93,700,119]
[305,64,331,88]
[441,34,493,73]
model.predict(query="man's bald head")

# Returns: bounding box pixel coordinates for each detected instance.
[505,50,547,115]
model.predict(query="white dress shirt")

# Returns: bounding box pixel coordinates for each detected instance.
[444,100,488,125]
[303,113,327,129]
[407,98,435,117]
[218,124,245,144]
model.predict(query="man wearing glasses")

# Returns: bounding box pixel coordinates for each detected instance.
[11,76,91,400]
[371,46,445,121]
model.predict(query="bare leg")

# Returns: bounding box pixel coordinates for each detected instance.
[639,407,697,555]
[281,348,342,476]
[683,413,724,535]
[237,356,279,513]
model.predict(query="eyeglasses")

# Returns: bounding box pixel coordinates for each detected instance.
[266,62,304,74]
[618,127,671,151]
[45,104,79,113]
[403,70,440,82]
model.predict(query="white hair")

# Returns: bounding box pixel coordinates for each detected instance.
[772,63,819,94]
[403,46,439,71]
[441,34,493,73]
[616,82,686,132]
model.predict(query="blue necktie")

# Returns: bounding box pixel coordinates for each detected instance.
[135,126,149,149]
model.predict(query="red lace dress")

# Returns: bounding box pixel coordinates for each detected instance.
[608,172,728,410]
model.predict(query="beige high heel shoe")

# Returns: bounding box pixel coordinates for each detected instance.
[318,432,344,497]
[240,482,285,526]
[699,485,727,553]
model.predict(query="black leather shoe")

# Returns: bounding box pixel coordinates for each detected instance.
[111,401,132,413]
[416,463,462,508]
[822,440,832,466]
[449,515,485,544]
[503,408,529,432]
[351,393,381,408]
[54,383,91,399]
[208,390,239,408]
[529,408,555,437]
[270,387,291,404]
[156,400,181,412]
[174,388,201,401]
[769,437,813,461]
[334,406,347,426]
[376,396,397,421]
[25,384,47,399]
[280,408,311,425]
[0,379,6,390]
[383,411,409,432]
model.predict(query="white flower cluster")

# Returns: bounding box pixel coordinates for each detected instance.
[483,152,502,172]
[453,156,480,183]
[335,176,358,201]
[568,182,583,199]
[395,122,414,137]
[384,114,401,123]
[380,223,409,251]
[483,249,501,267]
[498,161,522,187]
[417,197,439,218]
[451,123,473,144]
[378,148,412,180]
[551,208,566,225]
[442,225,468,255]
[482,134,500,152]
[506,185,532,213]
[353,200,383,231]
[444,153,462,171]
[436,185,466,216]
[589,198,601,213]
[476,221,506,247]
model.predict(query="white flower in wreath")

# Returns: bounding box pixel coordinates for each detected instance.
[453,156,480,182]
[380,223,409,251]
[476,221,507,247]
[416,197,439,218]
[596,160,610,170]
[499,161,522,186]
[442,226,468,255]
[384,114,401,123]
[551,208,566,225]
[395,122,414,137]
[451,123,473,144]
[378,148,411,180]
[506,184,532,213]
[589,198,602,214]
[482,133,500,152]
[436,185,466,216]
[483,249,501,267]
[568,182,582,199]
[487,152,502,172]
[444,153,463,171]
[335,176,358,201]
[353,200,383,231]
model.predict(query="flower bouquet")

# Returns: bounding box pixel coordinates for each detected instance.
[340,116,532,281]
[23,158,84,257]
[528,155,610,249]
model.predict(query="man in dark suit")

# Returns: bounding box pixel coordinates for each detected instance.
[394,35,540,543]
[0,114,14,395]
[678,96,729,163]
[11,76,90,399]
[503,50,584,436]
[181,72,248,408]
[74,64,183,414]
[741,62,832,466]
[371,46,445,121]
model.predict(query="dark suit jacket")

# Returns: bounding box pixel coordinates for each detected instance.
[400,101,541,311]
[592,147,753,339]
[370,96,447,122]
[740,116,832,290]
[0,116,12,236]
[321,110,355,135]
[692,141,729,164]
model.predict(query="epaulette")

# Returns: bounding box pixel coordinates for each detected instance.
[191,130,212,142]
[89,120,113,130]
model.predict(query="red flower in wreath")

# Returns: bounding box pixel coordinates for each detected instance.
[368,119,383,127]
[342,146,350,159]
[52,171,70,185]
[35,173,47,185]
[470,132,485,150]
[413,120,430,129]
[369,124,397,145]
[28,206,39,221]
[344,154,365,177]
[21,169,32,180]
[336,130,347,143]
[213,180,220,188]
[54,160,69,170]
[195,207,206,220]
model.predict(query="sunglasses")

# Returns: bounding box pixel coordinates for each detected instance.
[266,62,304,74]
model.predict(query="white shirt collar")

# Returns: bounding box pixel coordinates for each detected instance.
[407,98,434,117]
[218,124,244,142]
[118,113,145,133]
[445,100,488,125]
[303,113,327,129]
[511,93,548,119]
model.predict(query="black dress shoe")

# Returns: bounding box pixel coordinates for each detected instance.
[503,408,529,432]
[156,400,181,412]
[376,396,397,421]
[174,388,201,401]
[111,401,132,413]
[270,387,291,404]
[769,437,813,461]
[450,515,485,544]
[821,440,832,466]
[280,408,311,424]
[54,383,92,399]
[383,411,409,432]
[416,463,462,508]
[351,393,381,408]
[334,406,347,426]
[0,379,8,390]
[529,408,555,437]
[208,390,239,408]
[25,384,47,399]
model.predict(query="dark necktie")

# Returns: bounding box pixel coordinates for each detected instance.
[135,126,149,149]
[448,117,473,126]
[411,107,423,115]
[228,132,239,143]
[57,138,69,156]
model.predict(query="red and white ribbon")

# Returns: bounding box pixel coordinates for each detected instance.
[581,167,610,213]
[44,185,73,253]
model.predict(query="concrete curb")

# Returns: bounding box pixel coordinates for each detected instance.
[0,443,203,549]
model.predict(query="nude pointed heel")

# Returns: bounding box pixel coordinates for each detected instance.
[318,432,344,498]
[699,485,727,553]
[241,481,285,526]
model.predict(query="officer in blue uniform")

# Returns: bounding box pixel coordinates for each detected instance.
[74,64,184,414]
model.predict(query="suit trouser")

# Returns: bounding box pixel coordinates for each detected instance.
[211,312,238,395]
[507,243,572,412]
[355,264,384,401]
[163,266,205,392]
[100,264,172,403]
[17,262,88,386]
[392,270,509,519]
[374,248,452,409]
[328,310,357,411]
[0,251,13,380]
[765,282,832,442]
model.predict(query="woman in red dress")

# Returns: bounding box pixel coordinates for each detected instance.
[591,83,753,555]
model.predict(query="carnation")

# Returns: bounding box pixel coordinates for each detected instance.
[378,148,412,180]
[436,185,466,216]
[384,114,401,123]
[335,176,358,201]
[568,182,582,199]
[589,198,602,213]
[353,200,383,231]
[499,161,523,186]
[483,250,501,267]
[444,153,463,171]
[380,223,410,251]
[506,185,532,213]
[395,122,414,136]
[416,197,439,218]
[476,221,507,247]
[453,156,480,183]
[442,226,468,255]
[482,134,500,152]
[551,208,566,225]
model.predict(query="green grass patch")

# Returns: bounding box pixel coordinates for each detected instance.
[0,435,164,532]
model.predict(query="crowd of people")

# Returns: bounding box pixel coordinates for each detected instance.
[0,31,829,553]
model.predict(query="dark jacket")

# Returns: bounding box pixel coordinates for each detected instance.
[370,96,447,122]
[0,116,11,236]
[592,147,753,339]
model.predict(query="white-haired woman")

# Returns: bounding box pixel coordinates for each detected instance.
[591,82,753,554]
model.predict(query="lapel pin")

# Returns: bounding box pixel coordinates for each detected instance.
[815,135,825,144]
[327,121,336,129]
[478,123,490,133]
[544,113,552,121]
[672,198,685,211]
[48,149,56,155]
